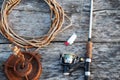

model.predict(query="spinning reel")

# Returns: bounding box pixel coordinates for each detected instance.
[60,53,85,75]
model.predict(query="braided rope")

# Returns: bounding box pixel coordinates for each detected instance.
[0,0,72,48]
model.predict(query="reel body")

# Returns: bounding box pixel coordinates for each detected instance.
[60,53,84,75]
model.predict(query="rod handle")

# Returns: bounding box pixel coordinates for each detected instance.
[85,41,93,80]
[85,76,90,80]
[86,41,93,59]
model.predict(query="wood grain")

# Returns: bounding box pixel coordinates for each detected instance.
[0,43,120,80]
[0,0,120,43]
[0,0,120,80]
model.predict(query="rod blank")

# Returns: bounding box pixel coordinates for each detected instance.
[88,0,93,40]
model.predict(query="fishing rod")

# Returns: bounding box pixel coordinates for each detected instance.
[60,0,93,80]
[84,0,93,79]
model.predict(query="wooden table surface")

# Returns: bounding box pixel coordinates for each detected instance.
[0,0,120,80]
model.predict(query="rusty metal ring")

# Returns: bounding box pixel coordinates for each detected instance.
[4,52,42,80]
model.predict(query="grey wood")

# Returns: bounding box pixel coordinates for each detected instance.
[0,0,120,43]
[0,0,120,80]
[0,43,120,80]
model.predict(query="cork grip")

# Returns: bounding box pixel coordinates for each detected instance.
[86,41,93,59]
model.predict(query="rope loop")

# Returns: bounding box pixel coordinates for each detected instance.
[0,0,72,49]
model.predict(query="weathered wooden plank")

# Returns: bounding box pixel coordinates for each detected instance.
[0,43,120,80]
[12,0,120,12]
[1,10,120,43]
[94,0,120,11]
[91,62,120,80]
[0,43,119,62]
[93,10,120,42]
[0,0,120,43]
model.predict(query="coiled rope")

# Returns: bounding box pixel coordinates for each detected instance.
[0,0,72,49]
